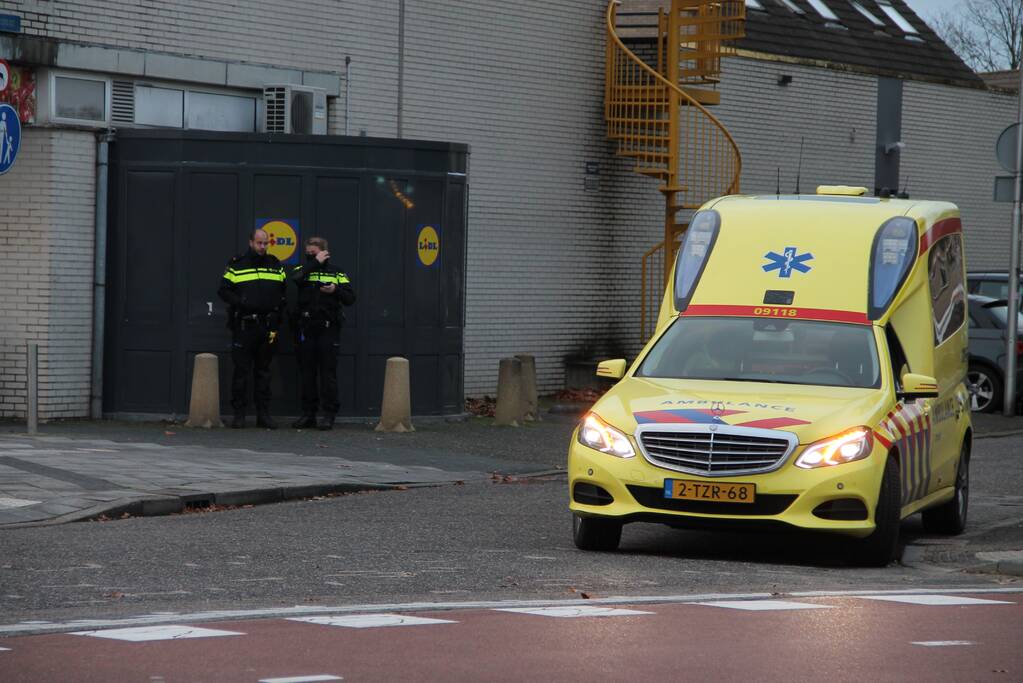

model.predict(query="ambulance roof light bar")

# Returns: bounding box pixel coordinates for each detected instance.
[817,185,868,196]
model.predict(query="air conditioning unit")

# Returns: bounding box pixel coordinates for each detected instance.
[261,84,327,134]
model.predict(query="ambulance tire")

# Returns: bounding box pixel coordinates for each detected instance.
[573,514,622,552]
[853,456,901,567]
[921,444,969,535]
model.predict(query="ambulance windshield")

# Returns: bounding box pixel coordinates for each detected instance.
[637,317,880,389]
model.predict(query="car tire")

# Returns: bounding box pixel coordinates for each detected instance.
[572,514,622,551]
[922,443,969,535]
[967,363,1002,413]
[852,456,901,567]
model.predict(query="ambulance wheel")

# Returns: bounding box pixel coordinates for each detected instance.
[573,514,622,552]
[853,456,901,567]
[922,444,969,535]
[967,363,1001,413]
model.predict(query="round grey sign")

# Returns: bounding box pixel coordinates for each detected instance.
[997,123,1021,173]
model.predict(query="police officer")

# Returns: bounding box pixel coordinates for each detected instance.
[290,236,356,430]
[218,228,287,429]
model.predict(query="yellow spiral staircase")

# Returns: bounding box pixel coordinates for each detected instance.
[605,0,745,338]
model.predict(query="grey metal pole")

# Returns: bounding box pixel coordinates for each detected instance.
[344,56,351,136]
[27,342,37,435]
[1003,63,1023,416]
[397,0,405,138]
[91,130,113,419]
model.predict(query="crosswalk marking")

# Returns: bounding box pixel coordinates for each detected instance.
[857,595,1015,606]
[71,625,244,641]
[912,641,975,647]
[287,614,456,629]
[258,676,344,683]
[494,606,653,618]
[696,599,833,611]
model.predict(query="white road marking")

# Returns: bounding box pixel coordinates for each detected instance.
[857,595,1015,606]
[72,625,244,641]
[697,600,833,611]
[0,647,10,651]
[258,676,343,683]
[912,641,975,647]
[0,497,40,509]
[5,587,1022,637]
[289,614,455,629]
[495,606,653,618]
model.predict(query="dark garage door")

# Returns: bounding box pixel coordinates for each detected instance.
[103,130,468,418]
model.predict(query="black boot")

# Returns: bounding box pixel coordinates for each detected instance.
[231,413,246,429]
[256,412,278,430]
[292,415,317,429]
[317,415,335,431]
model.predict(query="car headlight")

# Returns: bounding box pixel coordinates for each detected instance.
[577,413,636,458]
[794,428,874,469]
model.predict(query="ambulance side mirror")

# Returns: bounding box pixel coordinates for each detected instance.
[898,373,939,402]
[596,359,627,380]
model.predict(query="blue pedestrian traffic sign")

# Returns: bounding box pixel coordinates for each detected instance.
[0,103,21,175]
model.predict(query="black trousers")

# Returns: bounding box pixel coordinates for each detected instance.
[297,323,340,416]
[230,322,276,414]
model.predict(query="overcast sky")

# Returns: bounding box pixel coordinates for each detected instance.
[902,0,962,24]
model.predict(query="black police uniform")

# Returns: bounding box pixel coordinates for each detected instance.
[290,255,355,429]
[217,249,287,428]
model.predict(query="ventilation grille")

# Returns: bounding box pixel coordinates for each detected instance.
[111,80,135,125]
[263,86,288,133]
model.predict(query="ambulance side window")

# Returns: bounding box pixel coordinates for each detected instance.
[928,234,966,345]
[885,324,910,391]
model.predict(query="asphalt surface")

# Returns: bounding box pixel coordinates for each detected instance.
[3,593,1021,682]
[1,431,1022,627]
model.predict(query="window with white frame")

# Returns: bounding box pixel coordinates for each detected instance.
[807,0,839,21]
[135,86,184,128]
[850,1,885,27]
[52,74,108,123]
[876,0,918,33]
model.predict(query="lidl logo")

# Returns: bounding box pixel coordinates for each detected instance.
[417,224,440,267]
[256,218,300,264]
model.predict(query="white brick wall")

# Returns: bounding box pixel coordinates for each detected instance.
[1,1,1018,403]
[0,128,96,419]
[901,81,1016,269]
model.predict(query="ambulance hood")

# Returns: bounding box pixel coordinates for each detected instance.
[591,377,890,444]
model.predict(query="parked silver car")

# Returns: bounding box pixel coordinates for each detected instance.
[967,294,1023,412]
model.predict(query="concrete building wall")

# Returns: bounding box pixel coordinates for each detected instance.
[0,128,95,419]
[901,81,1016,270]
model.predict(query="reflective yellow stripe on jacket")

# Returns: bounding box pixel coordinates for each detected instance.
[307,272,351,285]
[223,267,286,283]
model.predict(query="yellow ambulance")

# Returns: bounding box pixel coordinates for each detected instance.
[569,187,972,566]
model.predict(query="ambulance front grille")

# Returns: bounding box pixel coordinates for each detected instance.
[636,425,798,477]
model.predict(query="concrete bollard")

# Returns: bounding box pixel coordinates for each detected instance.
[515,353,540,422]
[184,353,224,428]
[495,357,523,427]
[376,356,415,432]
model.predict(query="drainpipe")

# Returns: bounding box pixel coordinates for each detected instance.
[91,129,114,419]
[345,55,351,136]
[397,0,405,138]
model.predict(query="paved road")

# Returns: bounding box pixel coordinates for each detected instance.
[1,590,1020,682]
[2,433,1022,627]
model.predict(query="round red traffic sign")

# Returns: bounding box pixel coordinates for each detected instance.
[0,59,10,94]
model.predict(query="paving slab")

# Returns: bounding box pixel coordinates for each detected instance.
[0,435,503,529]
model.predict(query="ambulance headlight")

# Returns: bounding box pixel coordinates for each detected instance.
[795,428,873,469]
[578,413,636,458]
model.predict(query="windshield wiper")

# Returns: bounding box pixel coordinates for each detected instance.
[718,377,803,385]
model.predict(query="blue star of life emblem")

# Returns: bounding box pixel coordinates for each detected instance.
[763,246,813,278]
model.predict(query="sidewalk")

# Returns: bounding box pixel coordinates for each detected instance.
[0,416,577,529]
[0,409,1020,530]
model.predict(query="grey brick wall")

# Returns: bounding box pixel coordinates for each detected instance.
[0,0,1018,405]
[901,81,1015,270]
[0,129,95,419]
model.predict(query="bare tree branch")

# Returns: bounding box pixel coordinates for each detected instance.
[925,0,1022,72]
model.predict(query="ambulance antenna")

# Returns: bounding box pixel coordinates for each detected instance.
[795,137,804,195]
[898,176,910,199]
[776,167,781,196]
